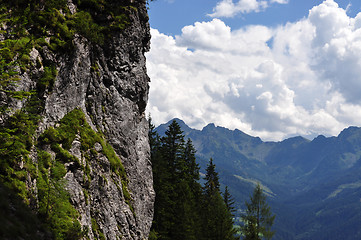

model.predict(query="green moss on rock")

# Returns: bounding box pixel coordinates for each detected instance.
[41,108,128,179]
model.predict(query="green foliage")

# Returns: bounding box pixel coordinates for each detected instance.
[0,37,33,92]
[224,186,237,216]
[73,11,105,44]
[40,108,127,178]
[37,108,131,239]
[0,183,51,239]
[91,217,106,240]
[149,229,160,240]
[150,119,201,240]
[203,158,220,197]
[39,108,132,220]
[202,159,239,240]
[8,90,34,100]
[0,107,39,203]
[0,99,84,240]
[37,148,85,240]
[38,66,58,93]
[241,183,275,240]
[0,0,138,89]
[150,119,237,240]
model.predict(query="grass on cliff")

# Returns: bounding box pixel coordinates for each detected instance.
[0,0,138,102]
[0,1,138,238]
[38,108,133,238]
[40,108,127,179]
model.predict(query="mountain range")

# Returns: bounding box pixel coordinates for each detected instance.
[156,119,361,239]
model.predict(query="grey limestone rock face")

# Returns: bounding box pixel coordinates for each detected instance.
[0,0,154,239]
[47,1,154,239]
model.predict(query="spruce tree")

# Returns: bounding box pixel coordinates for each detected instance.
[223,186,236,216]
[149,120,203,240]
[179,138,202,239]
[149,120,238,240]
[156,120,185,239]
[204,158,220,197]
[202,159,239,240]
[241,183,275,240]
[183,138,200,184]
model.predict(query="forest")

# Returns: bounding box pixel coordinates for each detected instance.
[148,119,275,240]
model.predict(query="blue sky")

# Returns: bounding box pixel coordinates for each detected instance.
[149,0,360,35]
[146,0,361,141]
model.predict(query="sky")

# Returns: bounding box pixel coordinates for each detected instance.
[145,0,361,141]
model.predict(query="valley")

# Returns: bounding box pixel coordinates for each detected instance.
[156,119,361,239]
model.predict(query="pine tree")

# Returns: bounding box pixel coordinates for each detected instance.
[204,158,220,197]
[223,186,236,216]
[149,120,203,240]
[241,183,275,240]
[183,138,200,184]
[171,138,202,240]
[179,138,203,239]
[202,159,240,240]
[149,120,238,240]
[149,118,177,240]
[160,120,186,240]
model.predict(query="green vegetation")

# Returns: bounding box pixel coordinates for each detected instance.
[0,0,138,102]
[241,183,275,240]
[38,107,132,208]
[40,109,124,174]
[0,94,131,239]
[149,119,239,240]
[0,37,34,100]
[37,150,84,240]
[91,217,106,240]
[0,183,51,239]
[202,159,239,240]
[0,1,141,239]
[0,0,136,45]
[38,66,58,93]
[0,98,87,239]
[0,99,42,203]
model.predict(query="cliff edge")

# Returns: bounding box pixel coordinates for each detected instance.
[0,0,154,239]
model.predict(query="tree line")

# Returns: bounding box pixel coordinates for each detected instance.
[148,119,275,240]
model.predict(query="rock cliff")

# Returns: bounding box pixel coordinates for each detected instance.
[0,0,154,239]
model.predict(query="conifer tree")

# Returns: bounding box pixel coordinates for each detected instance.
[149,120,203,240]
[204,158,220,197]
[241,183,275,240]
[179,138,203,239]
[149,120,238,240]
[223,186,236,216]
[153,120,185,239]
[202,159,239,240]
[183,138,200,184]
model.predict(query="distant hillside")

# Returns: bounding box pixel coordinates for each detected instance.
[156,119,361,240]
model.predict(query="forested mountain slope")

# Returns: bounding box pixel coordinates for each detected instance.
[157,119,361,239]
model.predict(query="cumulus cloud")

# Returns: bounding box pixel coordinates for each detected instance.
[208,0,288,18]
[146,0,361,141]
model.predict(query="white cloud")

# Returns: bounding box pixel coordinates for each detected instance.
[208,0,288,18]
[271,0,288,3]
[147,0,361,141]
